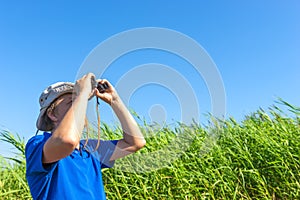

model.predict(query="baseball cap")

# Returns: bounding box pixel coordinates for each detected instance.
[36,82,74,131]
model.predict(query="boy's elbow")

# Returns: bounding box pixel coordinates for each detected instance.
[139,138,147,149]
[134,138,146,151]
[53,134,79,151]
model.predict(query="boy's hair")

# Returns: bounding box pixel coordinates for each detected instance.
[43,98,60,131]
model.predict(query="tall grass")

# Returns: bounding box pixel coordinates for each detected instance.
[0,131,31,200]
[0,100,299,199]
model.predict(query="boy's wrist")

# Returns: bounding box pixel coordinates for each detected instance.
[111,93,122,107]
[75,90,91,102]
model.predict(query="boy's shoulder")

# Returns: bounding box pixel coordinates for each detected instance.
[25,132,51,152]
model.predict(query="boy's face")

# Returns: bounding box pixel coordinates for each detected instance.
[53,93,73,123]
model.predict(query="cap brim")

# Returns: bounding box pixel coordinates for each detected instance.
[36,107,52,131]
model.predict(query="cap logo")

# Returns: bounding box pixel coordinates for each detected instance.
[53,85,73,93]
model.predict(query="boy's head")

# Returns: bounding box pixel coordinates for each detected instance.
[36,82,74,131]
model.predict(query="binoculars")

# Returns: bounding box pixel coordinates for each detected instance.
[91,77,109,93]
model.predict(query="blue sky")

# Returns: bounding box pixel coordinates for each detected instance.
[0,1,299,156]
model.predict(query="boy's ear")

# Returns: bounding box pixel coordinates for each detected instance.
[47,110,58,122]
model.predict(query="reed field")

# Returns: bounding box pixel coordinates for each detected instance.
[0,100,299,199]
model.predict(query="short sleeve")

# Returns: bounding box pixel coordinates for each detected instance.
[25,135,57,175]
[25,135,58,198]
[83,139,118,168]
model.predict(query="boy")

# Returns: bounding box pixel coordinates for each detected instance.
[25,73,146,199]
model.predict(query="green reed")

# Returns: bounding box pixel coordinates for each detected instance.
[0,100,299,199]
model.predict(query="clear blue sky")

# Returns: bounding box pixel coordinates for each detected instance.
[1,1,299,156]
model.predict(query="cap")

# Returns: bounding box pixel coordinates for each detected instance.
[36,82,74,131]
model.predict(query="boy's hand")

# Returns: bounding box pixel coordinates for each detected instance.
[94,79,119,105]
[75,73,96,98]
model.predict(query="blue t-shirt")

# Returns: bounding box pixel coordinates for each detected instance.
[25,132,118,200]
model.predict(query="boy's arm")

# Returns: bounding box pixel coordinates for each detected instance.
[42,73,94,164]
[94,79,146,161]
[109,96,146,161]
